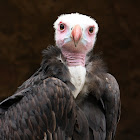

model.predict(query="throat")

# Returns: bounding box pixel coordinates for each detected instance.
[62,51,86,66]
[68,66,86,98]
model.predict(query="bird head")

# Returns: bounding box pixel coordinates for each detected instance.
[54,13,99,66]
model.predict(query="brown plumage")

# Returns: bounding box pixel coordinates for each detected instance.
[0,46,120,140]
[0,77,89,140]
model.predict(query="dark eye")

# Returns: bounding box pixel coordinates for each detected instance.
[60,24,65,30]
[89,27,94,33]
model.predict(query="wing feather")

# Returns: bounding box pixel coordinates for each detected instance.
[0,78,77,140]
[103,73,121,140]
[78,73,120,140]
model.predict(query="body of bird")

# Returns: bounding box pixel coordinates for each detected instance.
[0,13,121,140]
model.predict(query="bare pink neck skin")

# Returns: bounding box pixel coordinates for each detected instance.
[62,50,86,67]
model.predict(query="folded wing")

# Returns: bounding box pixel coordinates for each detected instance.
[0,77,89,140]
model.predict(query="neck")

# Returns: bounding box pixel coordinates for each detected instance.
[62,50,86,67]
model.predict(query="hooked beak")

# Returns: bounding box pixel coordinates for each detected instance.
[71,25,82,47]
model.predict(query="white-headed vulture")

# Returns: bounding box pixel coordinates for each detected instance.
[0,13,121,140]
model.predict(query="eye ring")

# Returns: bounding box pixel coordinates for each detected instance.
[60,23,65,31]
[89,26,94,34]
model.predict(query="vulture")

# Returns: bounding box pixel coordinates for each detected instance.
[0,13,121,140]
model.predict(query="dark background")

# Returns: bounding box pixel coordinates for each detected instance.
[0,0,139,139]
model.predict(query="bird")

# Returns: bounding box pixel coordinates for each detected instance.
[0,13,121,140]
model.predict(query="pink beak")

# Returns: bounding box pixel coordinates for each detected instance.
[71,25,82,47]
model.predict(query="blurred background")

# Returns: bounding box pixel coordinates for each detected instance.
[0,0,139,139]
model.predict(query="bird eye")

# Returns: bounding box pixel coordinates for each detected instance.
[60,24,65,30]
[89,27,94,34]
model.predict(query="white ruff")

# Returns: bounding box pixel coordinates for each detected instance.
[68,66,86,98]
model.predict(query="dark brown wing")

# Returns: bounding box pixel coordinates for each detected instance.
[102,73,121,140]
[78,73,120,140]
[0,77,88,140]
